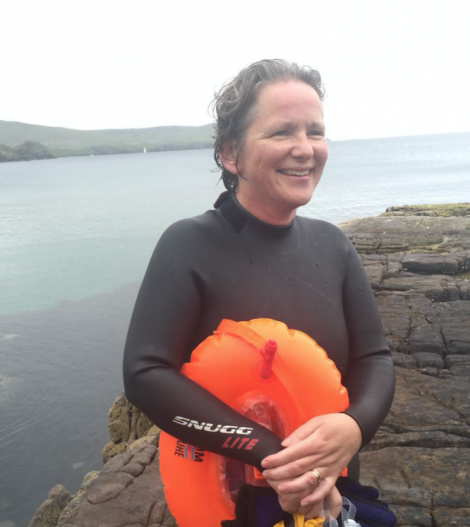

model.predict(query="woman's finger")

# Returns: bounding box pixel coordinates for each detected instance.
[277,474,337,512]
[299,477,336,508]
[262,454,319,480]
[276,468,324,494]
[278,491,308,514]
[265,476,310,514]
[262,433,320,469]
[303,487,342,522]
[281,416,320,447]
[262,438,334,472]
[295,500,320,518]
[304,500,324,521]
[300,481,339,519]
[324,486,343,520]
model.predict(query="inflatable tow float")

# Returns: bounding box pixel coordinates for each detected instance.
[159,318,349,527]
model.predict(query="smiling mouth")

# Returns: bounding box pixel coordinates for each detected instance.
[277,169,312,176]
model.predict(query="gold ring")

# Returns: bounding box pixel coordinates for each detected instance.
[310,468,322,485]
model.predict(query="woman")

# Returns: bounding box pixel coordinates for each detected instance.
[123,59,395,521]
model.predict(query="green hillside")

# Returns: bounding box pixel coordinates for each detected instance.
[0,141,55,162]
[0,120,214,157]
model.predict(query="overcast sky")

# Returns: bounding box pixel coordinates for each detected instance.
[2,0,469,140]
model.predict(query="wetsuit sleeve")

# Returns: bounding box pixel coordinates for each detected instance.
[123,221,283,471]
[340,239,395,447]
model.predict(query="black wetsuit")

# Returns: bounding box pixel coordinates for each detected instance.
[123,192,395,471]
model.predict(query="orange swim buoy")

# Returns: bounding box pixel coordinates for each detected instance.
[159,318,349,527]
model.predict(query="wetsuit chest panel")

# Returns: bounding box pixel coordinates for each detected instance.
[186,199,350,374]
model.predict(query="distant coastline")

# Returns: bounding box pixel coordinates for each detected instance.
[2,120,468,164]
[0,140,55,162]
[0,119,214,163]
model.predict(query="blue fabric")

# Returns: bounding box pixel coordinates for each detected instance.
[336,477,396,527]
[352,499,396,526]
[221,484,286,527]
[336,477,380,501]
[256,494,285,527]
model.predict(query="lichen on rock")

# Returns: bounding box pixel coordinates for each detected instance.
[28,485,72,527]
[102,394,155,463]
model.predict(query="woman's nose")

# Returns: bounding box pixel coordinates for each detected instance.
[291,134,314,159]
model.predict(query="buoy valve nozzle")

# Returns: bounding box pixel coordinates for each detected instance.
[260,339,277,379]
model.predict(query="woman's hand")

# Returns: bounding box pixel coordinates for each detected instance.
[261,413,362,513]
[264,474,311,515]
[305,486,343,520]
[264,476,342,520]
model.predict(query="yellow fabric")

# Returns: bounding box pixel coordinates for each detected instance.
[272,513,323,527]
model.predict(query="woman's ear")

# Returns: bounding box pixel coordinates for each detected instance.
[219,144,238,175]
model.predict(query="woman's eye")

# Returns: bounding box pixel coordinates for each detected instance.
[308,130,323,136]
[273,130,288,136]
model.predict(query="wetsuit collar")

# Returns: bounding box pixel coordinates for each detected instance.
[214,191,295,235]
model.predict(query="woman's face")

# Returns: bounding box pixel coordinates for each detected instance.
[223,81,328,225]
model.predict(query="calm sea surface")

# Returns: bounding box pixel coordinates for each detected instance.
[1,133,469,526]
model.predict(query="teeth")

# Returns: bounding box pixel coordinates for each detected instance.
[280,170,310,176]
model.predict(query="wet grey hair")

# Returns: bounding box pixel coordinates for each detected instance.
[211,59,325,192]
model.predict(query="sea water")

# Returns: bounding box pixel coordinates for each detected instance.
[0,132,469,526]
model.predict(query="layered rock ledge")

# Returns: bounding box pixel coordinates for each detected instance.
[342,204,470,526]
[29,204,470,527]
[341,203,470,379]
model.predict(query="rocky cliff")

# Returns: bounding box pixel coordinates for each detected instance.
[0,141,55,162]
[29,204,470,527]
